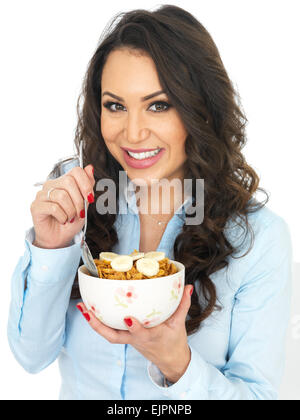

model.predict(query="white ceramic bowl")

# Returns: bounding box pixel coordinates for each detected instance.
[78,260,185,330]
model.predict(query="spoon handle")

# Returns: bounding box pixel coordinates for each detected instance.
[79,141,88,240]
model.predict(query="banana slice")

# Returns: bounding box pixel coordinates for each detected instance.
[129,250,145,261]
[136,258,159,277]
[99,252,118,262]
[143,251,166,261]
[111,255,133,272]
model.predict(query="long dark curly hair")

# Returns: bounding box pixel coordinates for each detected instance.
[71,5,269,335]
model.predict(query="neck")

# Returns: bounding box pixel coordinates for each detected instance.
[134,179,185,218]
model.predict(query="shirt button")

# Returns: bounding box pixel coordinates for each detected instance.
[179,391,187,399]
[41,265,49,271]
[117,360,122,366]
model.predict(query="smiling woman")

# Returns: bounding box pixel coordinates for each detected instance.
[72,5,269,331]
[100,49,187,180]
[7,4,292,401]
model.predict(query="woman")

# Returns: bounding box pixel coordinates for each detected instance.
[7,5,292,400]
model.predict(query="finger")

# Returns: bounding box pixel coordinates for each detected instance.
[38,188,77,222]
[42,166,94,219]
[166,285,193,328]
[67,166,95,204]
[76,302,132,344]
[84,164,96,187]
[31,200,68,225]
[123,316,148,339]
[52,174,86,220]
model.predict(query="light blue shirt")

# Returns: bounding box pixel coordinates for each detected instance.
[7,179,293,400]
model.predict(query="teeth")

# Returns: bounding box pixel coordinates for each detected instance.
[127,148,161,159]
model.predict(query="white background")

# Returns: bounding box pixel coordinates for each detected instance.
[0,0,299,400]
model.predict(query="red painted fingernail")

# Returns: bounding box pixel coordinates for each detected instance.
[87,193,94,204]
[124,318,132,327]
[80,209,85,219]
[190,286,194,296]
[91,165,94,175]
[83,312,90,322]
[76,304,83,313]
[70,217,75,223]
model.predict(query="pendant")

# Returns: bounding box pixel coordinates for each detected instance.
[158,221,163,226]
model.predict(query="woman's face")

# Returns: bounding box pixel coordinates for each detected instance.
[100,48,188,187]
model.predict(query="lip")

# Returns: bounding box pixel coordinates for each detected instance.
[122,148,165,169]
[121,147,161,153]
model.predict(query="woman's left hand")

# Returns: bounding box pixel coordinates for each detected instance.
[76,284,193,383]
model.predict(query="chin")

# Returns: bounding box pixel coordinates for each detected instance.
[126,171,166,187]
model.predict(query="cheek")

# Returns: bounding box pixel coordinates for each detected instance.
[101,114,119,143]
[165,109,187,137]
[100,114,109,140]
[174,139,187,164]
[165,118,187,157]
[100,117,120,161]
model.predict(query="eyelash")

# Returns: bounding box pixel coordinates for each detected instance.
[102,100,172,113]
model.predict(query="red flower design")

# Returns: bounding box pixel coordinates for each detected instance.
[173,278,181,290]
[115,285,138,304]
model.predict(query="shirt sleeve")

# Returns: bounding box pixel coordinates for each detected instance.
[147,214,293,400]
[7,227,83,374]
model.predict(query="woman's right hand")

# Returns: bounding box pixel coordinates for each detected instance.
[30,164,95,249]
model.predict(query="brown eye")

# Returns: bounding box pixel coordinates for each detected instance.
[148,101,171,112]
[103,102,124,112]
[102,100,172,113]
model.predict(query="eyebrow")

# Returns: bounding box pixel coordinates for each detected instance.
[102,90,166,102]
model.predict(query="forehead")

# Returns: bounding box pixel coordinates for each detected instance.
[101,48,162,92]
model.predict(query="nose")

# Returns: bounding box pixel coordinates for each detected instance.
[124,110,150,144]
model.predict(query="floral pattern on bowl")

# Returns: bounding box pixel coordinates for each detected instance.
[142,308,163,327]
[78,260,185,330]
[170,275,183,300]
[114,285,138,308]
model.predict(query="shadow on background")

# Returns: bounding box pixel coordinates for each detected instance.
[279,262,300,400]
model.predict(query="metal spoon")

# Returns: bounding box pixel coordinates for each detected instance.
[79,141,99,277]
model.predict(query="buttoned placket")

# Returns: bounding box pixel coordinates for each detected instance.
[118,179,193,397]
